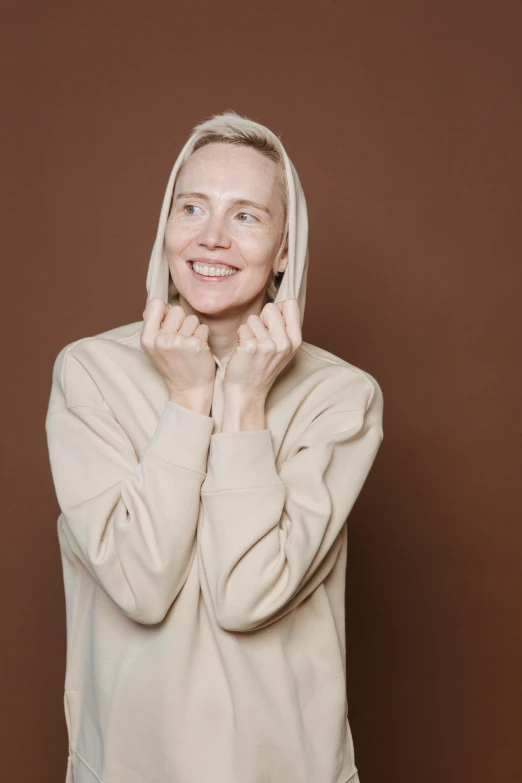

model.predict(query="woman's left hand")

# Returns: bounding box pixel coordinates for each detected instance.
[223,298,302,402]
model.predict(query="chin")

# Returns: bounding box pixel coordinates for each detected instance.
[184,289,268,321]
[174,287,234,316]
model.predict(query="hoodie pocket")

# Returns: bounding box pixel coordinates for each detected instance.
[64,689,79,781]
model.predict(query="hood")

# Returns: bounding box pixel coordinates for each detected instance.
[145,113,309,341]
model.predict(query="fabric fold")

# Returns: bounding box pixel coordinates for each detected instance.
[198,409,382,633]
[46,356,215,625]
[202,428,282,491]
[146,399,215,471]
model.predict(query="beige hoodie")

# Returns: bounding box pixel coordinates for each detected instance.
[45,115,384,783]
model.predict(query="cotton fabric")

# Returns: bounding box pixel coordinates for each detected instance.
[45,116,384,783]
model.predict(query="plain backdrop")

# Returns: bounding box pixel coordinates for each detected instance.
[2,1,521,781]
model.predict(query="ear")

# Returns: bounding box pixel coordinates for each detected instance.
[276,247,289,274]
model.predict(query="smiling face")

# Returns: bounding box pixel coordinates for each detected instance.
[165,142,288,319]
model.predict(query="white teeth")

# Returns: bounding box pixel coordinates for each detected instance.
[192,262,237,277]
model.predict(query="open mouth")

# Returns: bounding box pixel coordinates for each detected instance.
[187,260,240,281]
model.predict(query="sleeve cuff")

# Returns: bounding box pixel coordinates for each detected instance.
[202,428,282,491]
[145,400,215,473]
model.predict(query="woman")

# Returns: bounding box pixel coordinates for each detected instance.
[46,111,384,783]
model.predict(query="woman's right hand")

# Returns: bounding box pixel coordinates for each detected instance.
[140,297,217,415]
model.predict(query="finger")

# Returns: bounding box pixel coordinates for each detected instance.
[237,323,256,346]
[142,294,153,319]
[160,304,186,334]
[260,303,291,347]
[194,323,211,349]
[143,296,167,318]
[276,298,302,349]
[178,313,202,336]
[246,314,271,342]
[142,298,170,344]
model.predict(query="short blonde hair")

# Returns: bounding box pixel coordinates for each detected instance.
[168,110,289,305]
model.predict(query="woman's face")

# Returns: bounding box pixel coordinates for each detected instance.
[165,142,288,318]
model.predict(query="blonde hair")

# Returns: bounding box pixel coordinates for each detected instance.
[168,110,289,305]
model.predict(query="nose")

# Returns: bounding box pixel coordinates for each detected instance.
[197,211,231,250]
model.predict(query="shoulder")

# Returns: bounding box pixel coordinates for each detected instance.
[295,341,384,428]
[47,321,143,416]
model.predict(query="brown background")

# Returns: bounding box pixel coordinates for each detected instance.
[2,1,521,781]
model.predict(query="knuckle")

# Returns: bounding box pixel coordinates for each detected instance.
[155,333,171,350]
[260,338,275,353]
[154,338,165,352]
[140,333,152,352]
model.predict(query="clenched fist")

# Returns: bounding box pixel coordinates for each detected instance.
[224,299,302,398]
[140,297,216,415]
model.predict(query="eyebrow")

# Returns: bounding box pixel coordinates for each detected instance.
[175,192,273,217]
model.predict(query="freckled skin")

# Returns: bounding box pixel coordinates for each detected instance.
[155,141,300,431]
[164,142,288,327]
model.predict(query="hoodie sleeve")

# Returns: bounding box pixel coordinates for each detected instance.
[45,348,215,625]
[198,396,383,633]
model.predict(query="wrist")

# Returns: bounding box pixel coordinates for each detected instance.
[221,391,267,432]
[169,390,213,417]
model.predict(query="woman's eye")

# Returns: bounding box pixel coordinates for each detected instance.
[184,204,203,215]
[237,212,256,223]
